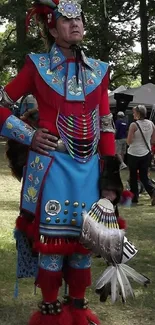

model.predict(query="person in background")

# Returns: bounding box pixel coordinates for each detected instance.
[115,111,128,170]
[19,94,38,125]
[127,105,155,205]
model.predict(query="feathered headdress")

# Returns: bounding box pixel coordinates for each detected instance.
[26,0,83,31]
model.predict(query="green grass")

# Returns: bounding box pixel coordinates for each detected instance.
[0,140,155,324]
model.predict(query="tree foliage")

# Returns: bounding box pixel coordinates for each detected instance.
[0,0,154,88]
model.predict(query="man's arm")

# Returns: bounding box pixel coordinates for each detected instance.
[98,72,115,156]
[0,59,58,153]
[2,57,35,104]
[0,107,58,154]
[0,57,36,145]
[97,72,123,204]
[0,107,36,146]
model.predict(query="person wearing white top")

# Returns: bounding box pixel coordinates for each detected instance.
[127,105,155,205]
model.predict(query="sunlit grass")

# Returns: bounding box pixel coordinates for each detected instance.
[0,140,155,324]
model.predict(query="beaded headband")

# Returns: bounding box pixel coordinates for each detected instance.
[26,0,83,30]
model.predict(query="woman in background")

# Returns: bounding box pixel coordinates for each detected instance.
[127,105,155,205]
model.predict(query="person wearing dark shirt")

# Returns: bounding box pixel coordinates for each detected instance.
[115,111,128,169]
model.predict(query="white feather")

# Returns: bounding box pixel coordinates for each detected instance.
[121,264,150,285]
[109,228,125,263]
[96,265,115,289]
[111,268,118,303]
[116,266,126,301]
[118,264,135,299]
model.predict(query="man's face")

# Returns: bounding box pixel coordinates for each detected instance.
[50,15,84,45]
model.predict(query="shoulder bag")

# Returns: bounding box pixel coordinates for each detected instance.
[135,121,153,166]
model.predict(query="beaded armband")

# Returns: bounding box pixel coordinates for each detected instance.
[0,87,14,108]
[0,115,35,146]
[100,113,115,133]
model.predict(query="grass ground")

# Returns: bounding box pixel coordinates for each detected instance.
[0,140,155,325]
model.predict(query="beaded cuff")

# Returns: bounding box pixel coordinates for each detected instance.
[100,113,115,133]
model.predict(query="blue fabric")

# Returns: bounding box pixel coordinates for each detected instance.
[21,150,100,237]
[28,44,108,100]
[39,253,91,271]
[115,119,128,139]
[21,150,53,214]
[39,254,64,271]
[0,115,35,145]
[14,230,38,279]
[68,253,91,269]
[54,8,62,20]
[39,151,100,237]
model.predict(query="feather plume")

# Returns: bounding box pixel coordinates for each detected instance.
[109,228,124,264]
[111,269,118,303]
[81,203,124,263]
[96,265,115,289]
[95,263,150,303]
[116,266,126,302]
[120,264,150,286]
[118,265,135,299]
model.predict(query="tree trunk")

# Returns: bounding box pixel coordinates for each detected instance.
[97,0,109,62]
[139,0,149,84]
[14,0,27,71]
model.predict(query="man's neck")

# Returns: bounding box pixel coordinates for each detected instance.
[59,47,74,58]
[56,42,81,58]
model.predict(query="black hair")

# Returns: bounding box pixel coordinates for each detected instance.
[37,14,55,51]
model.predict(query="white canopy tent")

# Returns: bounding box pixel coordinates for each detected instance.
[109,83,155,109]
[108,85,127,97]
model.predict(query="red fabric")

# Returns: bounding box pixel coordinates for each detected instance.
[68,307,100,325]
[99,132,115,156]
[121,190,133,199]
[120,190,133,207]
[36,268,62,301]
[5,58,35,101]
[16,216,90,255]
[75,243,90,255]
[33,240,90,255]
[98,71,115,156]
[117,216,127,230]
[29,305,72,325]
[26,5,56,32]
[151,145,155,153]
[4,58,115,155]
[16,216,35,238]
[34,240,78,255]
[3,53,115,253]
[64,267,91,296]
[0,107,12,131]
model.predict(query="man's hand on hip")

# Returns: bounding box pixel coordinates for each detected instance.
[31,128,58,155]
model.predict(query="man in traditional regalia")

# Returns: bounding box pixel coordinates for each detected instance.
[0,1,149,325]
